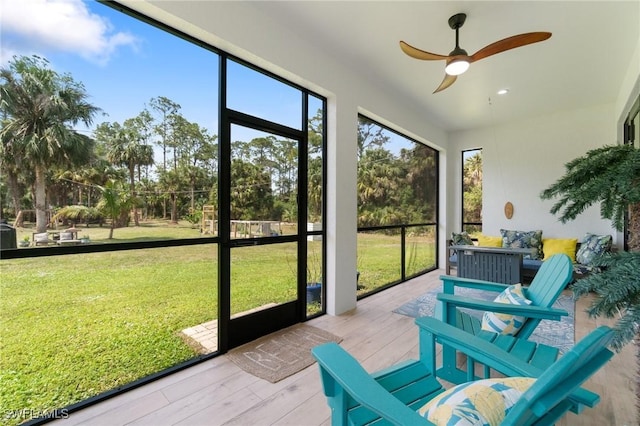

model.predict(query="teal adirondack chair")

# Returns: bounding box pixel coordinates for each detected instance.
[313,317,613,426]
[436,253,574,383]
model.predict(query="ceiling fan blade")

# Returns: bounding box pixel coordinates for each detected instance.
[400,41,449,61]
[470,32,551,62]
[433,74,457,93]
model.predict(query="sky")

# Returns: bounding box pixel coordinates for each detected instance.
[0,0,220,136]
[0,0,414,155]
[0,0,301,136]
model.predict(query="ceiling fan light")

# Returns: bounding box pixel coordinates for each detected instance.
[445,59,470,76]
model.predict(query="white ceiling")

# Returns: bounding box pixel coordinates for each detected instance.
[245,1,639,132]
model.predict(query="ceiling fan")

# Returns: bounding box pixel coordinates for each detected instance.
[400,13,551,93]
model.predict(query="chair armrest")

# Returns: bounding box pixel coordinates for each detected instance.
[436,293,568,321]
[312,343,430,425]
[440,275,511,293]
[415,317,600,410]
[445,240,453,275]
[417,316,539,375]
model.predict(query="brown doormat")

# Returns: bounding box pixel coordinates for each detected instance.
[226,323,342,383]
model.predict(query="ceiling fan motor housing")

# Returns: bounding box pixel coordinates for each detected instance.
[448,13,467,30]
[448,46,468,57]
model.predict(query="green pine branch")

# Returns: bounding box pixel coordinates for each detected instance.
[571,251,640,351]
[542,144,640,351]
[540,144,640,230]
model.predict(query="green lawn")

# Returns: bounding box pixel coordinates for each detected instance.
[357,229,436,294]
[1,246,218,423]
[1,222,434,424]
[14,220,206,244]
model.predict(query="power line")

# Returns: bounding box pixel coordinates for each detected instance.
[56,177,212,195]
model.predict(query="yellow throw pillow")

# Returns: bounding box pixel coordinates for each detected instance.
[477,234,503,247]
[542,238,578,262]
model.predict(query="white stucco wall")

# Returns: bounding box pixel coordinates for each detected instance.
[448,103,618,245]
[447,27,640,252]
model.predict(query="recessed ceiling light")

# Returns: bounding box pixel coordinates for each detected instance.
[497,89,509,95]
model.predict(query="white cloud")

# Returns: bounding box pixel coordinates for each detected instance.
[0,0,139,65]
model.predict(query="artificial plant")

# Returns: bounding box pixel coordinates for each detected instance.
[540,143,640,351]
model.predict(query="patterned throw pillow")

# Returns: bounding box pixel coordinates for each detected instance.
[451,231,474,246]
[417,377,535,425]
[481,284,532,335]
[576,233,612,265]
[500,229,543,260]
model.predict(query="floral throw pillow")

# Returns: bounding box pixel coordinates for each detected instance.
[500,229,543,260]
[576,233,612,265]
[451,231,474,246]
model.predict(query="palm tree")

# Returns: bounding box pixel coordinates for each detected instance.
[463,152,483,187]
[462,151,483,227]
[51,205,100,228]
[130,109,155,181]
[541,143,640,350]
[0,125,24,224]
[0,55,99,232]
[158,169,185,224]
[137,177,160,220]
[56,168,84,205]
[357,147,403,226]
[100,120,154,226]
[96,180,134,239]
[404,144,438,219]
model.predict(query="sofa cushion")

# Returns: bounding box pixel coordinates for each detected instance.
[500,229,543,260]
[477,234,502,247]
[34,233,49,243]
[542,238,578,262]
[481,284,532,335]
[576,233,612,265]
[418,377,535,425]
[522,258,543,271]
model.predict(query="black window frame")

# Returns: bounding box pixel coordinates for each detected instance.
[461,148,483,234]
[2,2,328,424]
[355,114,440,298]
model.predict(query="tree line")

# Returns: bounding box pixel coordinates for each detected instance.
[1,55,440,238]
[462,151,483,231]
[356,117,439,228]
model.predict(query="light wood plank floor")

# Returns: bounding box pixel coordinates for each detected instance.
[53,269,636,426]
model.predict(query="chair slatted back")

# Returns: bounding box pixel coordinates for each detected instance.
[506,326,614,424]
[518,253,573,338]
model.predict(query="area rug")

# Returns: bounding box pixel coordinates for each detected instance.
[393,286,575,353]
[226,323,342,383]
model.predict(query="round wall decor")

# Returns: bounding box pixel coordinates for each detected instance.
[504,202,514,219]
